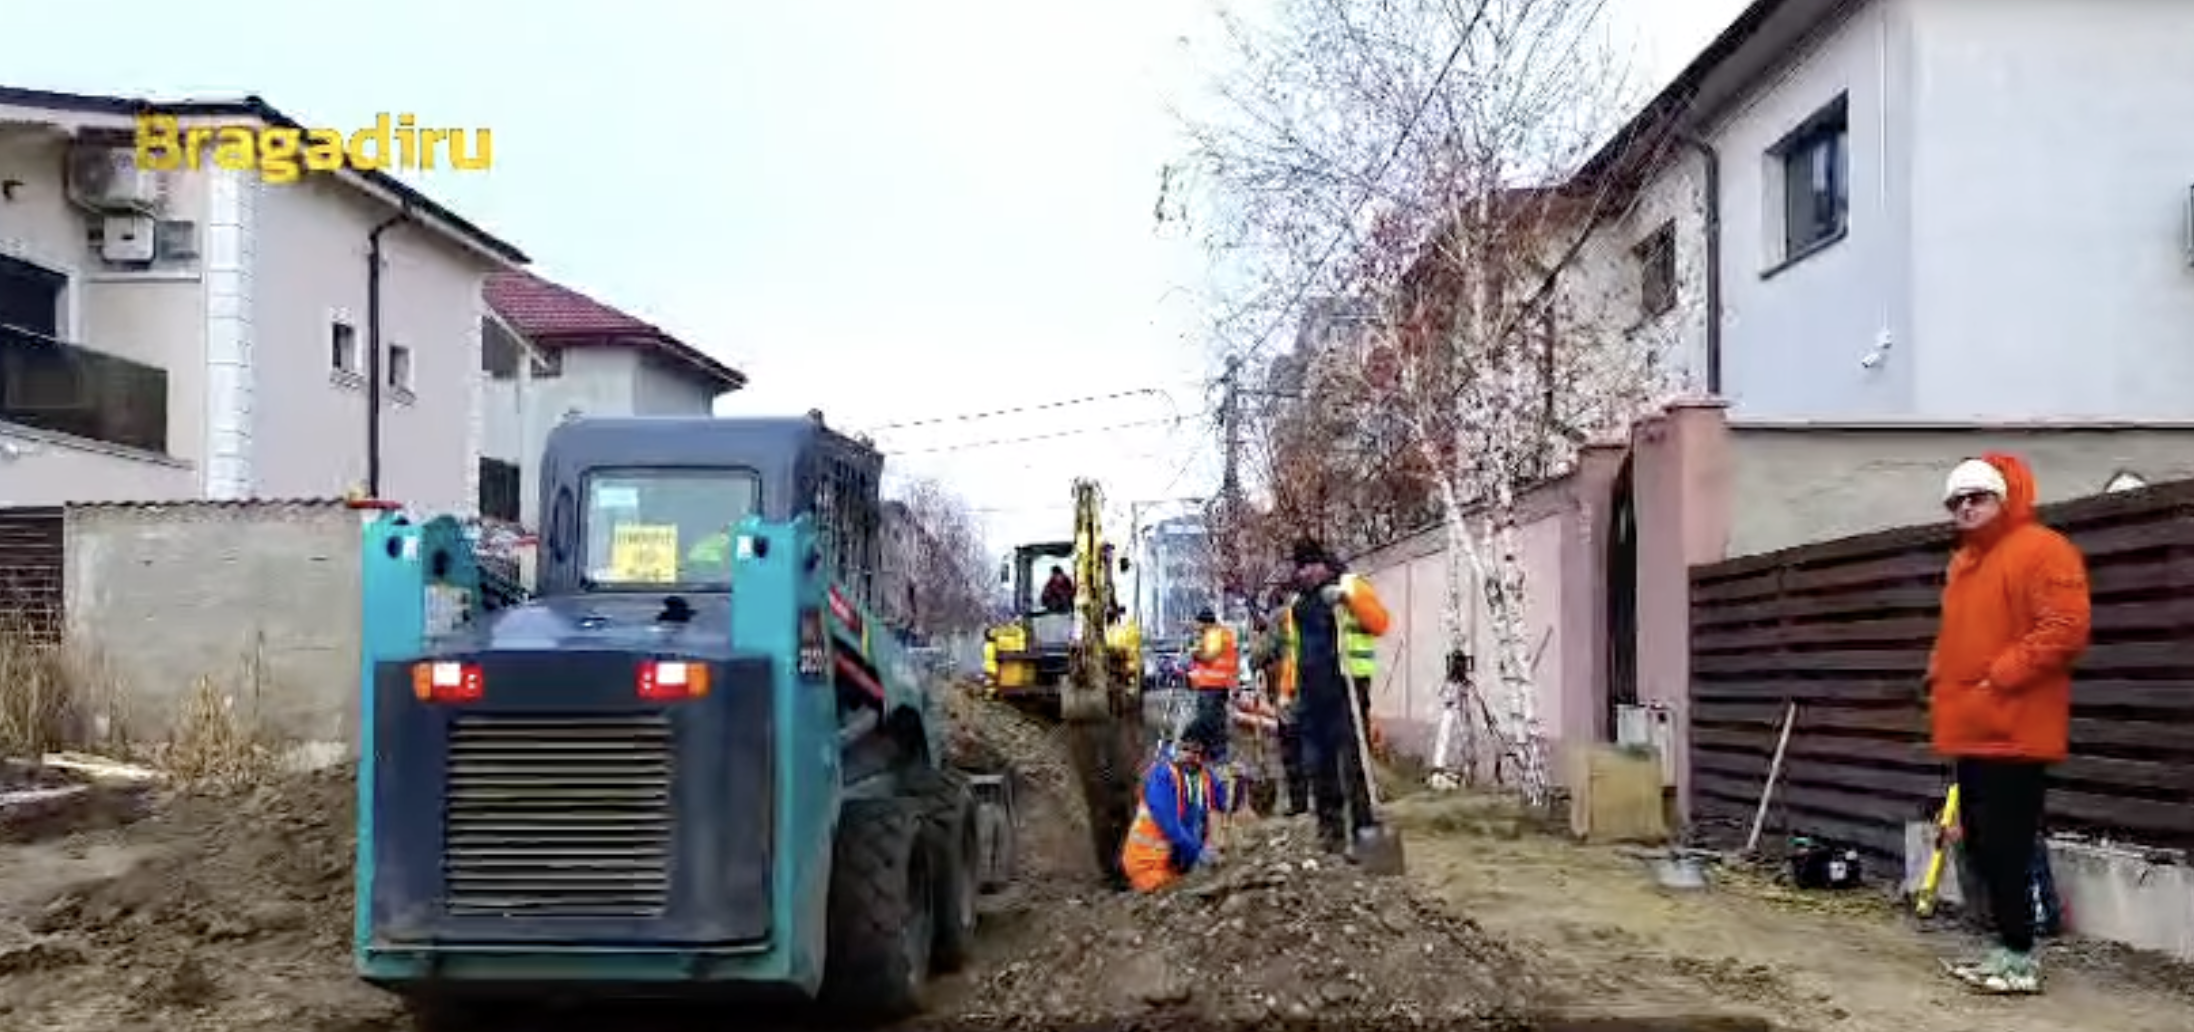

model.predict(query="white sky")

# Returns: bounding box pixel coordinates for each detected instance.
[5,0,1749,551]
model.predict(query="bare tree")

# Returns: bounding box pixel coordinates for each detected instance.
[886,478,996,636]
[1168,0,1700,804]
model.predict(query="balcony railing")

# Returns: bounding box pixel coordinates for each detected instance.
[0,323,169,454]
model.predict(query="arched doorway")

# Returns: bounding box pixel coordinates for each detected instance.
[1604,455,1639,740]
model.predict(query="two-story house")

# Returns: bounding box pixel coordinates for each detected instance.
[1526,0,2194,558]
[478,270,745,527]
[0,87,527,511]
[1577,0,2194,423]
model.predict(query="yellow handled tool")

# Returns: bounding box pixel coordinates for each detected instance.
[1913,783,1961,918]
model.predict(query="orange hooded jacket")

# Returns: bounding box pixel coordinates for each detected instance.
[1926,452,2091,762]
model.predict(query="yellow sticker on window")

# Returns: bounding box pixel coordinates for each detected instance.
[609,524,680,583]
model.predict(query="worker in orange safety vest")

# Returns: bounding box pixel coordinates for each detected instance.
[1185,607,1239,761]
[1120,737,1231,892]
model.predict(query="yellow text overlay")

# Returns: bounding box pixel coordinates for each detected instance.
[134,113,493,185]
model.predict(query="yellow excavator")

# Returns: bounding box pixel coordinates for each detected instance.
[982,479,1147,886]
[984,482,1139,713]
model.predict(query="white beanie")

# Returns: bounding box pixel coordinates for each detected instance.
[1943,458,2008,502]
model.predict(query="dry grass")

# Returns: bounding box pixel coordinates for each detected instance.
[156,631,283,786]
[0,613,284,786]
[0,617,79,759]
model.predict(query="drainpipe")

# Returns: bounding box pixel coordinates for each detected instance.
[365,204,412,497]
[1681,134,1724,395]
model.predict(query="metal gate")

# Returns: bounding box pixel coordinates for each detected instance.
[0,507,64,644]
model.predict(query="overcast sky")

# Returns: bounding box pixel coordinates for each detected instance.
[7,0,1749,551]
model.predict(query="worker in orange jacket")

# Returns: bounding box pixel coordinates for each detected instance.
[1927,453,2089,996]
[1276,538,1390,857]
[1184,607,1238,761]
[1119,737,1231,892]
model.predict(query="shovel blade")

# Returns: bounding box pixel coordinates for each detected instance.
[1352,824,1406,876]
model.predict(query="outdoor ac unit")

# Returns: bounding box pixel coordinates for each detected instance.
[68,146,162,212]
[100,214,156,263]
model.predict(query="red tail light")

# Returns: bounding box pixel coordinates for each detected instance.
[411,661,483,703]
[797,608,827,679]
[638,660,710,701]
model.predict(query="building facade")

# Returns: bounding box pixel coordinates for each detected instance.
[0,87,525,512]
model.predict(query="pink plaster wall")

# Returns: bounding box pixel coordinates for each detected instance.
[1347,399,1735,806]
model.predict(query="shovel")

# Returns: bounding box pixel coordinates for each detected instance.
[1342,666,1406,876]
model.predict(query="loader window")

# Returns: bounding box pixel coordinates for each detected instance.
[581,469,760,589]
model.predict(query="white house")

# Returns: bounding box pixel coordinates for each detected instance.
[1574,0,2194,422]
[0,86,527,512]
[479,270,745,527]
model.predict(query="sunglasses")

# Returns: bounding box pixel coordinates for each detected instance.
[1945,492,1998,512]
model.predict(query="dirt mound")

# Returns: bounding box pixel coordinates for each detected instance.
[958,816,1544,1026]
[0,769,399,1031]
[943,685,1098,885]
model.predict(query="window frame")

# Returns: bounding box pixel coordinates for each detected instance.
[576,466,764,592]
[1766,94,1851,274]
[1634,220,1678,319]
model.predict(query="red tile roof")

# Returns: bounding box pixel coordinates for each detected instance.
[484,270,746,392]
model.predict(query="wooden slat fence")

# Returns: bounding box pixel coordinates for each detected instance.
[1689,479,2194,865]
[0,507,64,645]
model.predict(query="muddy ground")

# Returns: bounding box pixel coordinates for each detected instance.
[0,695,2186,1032]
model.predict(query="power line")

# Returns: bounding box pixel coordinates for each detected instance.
[864,387,1185,432]
[1222,21,1476,363]
[885,414,1208,456]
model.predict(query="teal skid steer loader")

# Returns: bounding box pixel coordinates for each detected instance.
[350,414,1016,1024]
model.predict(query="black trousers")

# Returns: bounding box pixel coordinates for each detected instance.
[1956,758,2050,954]
[1300,698,1377,847]
[1276,716,1308,813]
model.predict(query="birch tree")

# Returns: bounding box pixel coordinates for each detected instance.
[1168,0,1699,805]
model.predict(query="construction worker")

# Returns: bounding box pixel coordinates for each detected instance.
[1185,607,1238,761]
[1249,597,1308,815]
[1119,737,1230,892]
[1278,537,1391,856]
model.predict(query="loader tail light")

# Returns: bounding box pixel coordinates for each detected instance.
[797,607,827,679]
[412,661,484,703]
[638,660,710,701]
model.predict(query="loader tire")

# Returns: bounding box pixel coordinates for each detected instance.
[821,797,932,1023]
[908,766,981,972]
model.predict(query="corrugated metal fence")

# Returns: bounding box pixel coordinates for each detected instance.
[0,507,63,644]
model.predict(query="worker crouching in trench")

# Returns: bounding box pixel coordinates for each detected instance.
[1120,735,1233,892]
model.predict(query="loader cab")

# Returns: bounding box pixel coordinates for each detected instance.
[533,414,884,605]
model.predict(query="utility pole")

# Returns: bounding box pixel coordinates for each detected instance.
[1217,353,1244,610]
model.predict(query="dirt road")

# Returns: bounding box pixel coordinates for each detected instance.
[1386,792,2194,1032]
[0,699,2185,1031]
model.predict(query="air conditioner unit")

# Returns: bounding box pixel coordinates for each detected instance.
[67,146,162,212]
[100,214,156,263]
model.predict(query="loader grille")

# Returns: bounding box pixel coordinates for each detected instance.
[442,714,675,919]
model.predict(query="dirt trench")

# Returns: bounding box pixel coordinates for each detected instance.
[0,694,1771,1032]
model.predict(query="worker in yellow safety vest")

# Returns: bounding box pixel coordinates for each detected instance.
[1119,737,1231,892]
[1274,537,1391,856]
[1185,607,1238,762]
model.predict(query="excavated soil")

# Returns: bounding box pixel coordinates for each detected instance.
[0,689,1934,1032]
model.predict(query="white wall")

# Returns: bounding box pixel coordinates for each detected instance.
[254,174,494,514]
[1706,0,1918,419]
[1906,0,2194,420]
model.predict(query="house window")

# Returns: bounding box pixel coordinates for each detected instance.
[478,457,522,522]
[1635,221,1677,319]
[1772,95,1849,261]
[530,344,562,379]
[331,319,359,374]
[481,316,521,379]
[0,255,169,453]
[387,342,413,393]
